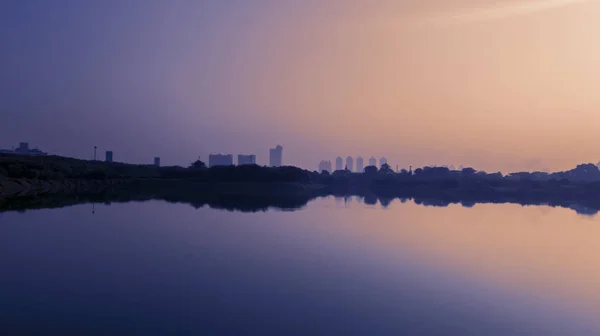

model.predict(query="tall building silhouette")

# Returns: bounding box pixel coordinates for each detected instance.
[238,154,256,165]
[356,157,364,173]
[269,145,283,167]
[318,160,332,173]
[105,151,113,163]
[0,142,47,156]
[379,157,387,166]
[346,156,354,172]
[368,156,377,167]
[154,157,160,167]
[335,157,343,171]
[209,154,233,167]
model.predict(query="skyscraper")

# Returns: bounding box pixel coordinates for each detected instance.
[356,157,364,173]
[379,157,387,166]
[238,154,256,165]
[105,151,113,163]
[209,154,233,167]
[335,157,343,171]
[1,142,47,156]
[154,157,160,167]
[318,160,332,173]
[269,145,283,167]
[368,156,377,167]
[346,156,354,172]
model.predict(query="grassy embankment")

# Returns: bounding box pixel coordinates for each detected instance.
[0,154,325,199]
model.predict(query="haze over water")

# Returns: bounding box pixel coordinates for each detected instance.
[1,198,600,334]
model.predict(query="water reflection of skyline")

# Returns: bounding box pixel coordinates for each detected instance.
[1,193,599,216]
[2,198,599,334]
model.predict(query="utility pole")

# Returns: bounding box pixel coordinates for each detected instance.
[94,146,97,161]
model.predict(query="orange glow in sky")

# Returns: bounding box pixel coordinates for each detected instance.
[200,0,600,172]
[3,1,600,170]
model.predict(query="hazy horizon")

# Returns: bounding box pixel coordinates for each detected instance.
[2,0,600,172]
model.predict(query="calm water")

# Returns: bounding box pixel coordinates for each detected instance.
[1,197,600,335]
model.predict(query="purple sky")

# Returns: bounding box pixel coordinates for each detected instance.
[1,0,282,166]
[2,0,600,172]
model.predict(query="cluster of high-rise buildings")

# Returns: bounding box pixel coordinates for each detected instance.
[319,156,388,173]
[208,145,283,168]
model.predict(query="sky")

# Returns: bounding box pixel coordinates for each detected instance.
[1,0,600,173]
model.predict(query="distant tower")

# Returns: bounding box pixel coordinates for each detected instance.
[396,164,399,173]
[209,154,234,167]
[318,160,332,173]
[335,157,343,171]
[355,157,364,173]
[105,151,113,163]
[18,142,29,152]
[368,156,377,167]
[269,145,283,167]
[346,156,354,172]
[379,157,387,166]
[238,154,256,165]
[154,157,161,167]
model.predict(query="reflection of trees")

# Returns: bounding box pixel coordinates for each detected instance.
[568,204,598,216]
[364,195,378,205]
[3,189,600,218]
[0,190,315,214]
[378,197,393,208]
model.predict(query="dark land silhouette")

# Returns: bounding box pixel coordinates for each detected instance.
[3,153,600,215]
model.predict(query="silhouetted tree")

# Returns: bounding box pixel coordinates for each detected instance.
[364,166,378,175]
[190,160,207,170]
[461,167,476,176]
[379,163,393,174]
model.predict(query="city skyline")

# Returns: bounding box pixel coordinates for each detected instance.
[5,138,600,175]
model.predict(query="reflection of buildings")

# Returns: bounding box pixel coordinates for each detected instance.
[269,145,283,167]
[238,154,256,165]
[335,157,343,171]
[346,156,354,172]
[368,156,377,167]
[318,160,332,173]
[105,151,113,163]
[379,157,387,166]
[0,142,47,156]
[209,154,233,167]
[356,157,364,173]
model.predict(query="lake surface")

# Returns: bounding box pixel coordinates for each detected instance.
[1,197,600,335]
